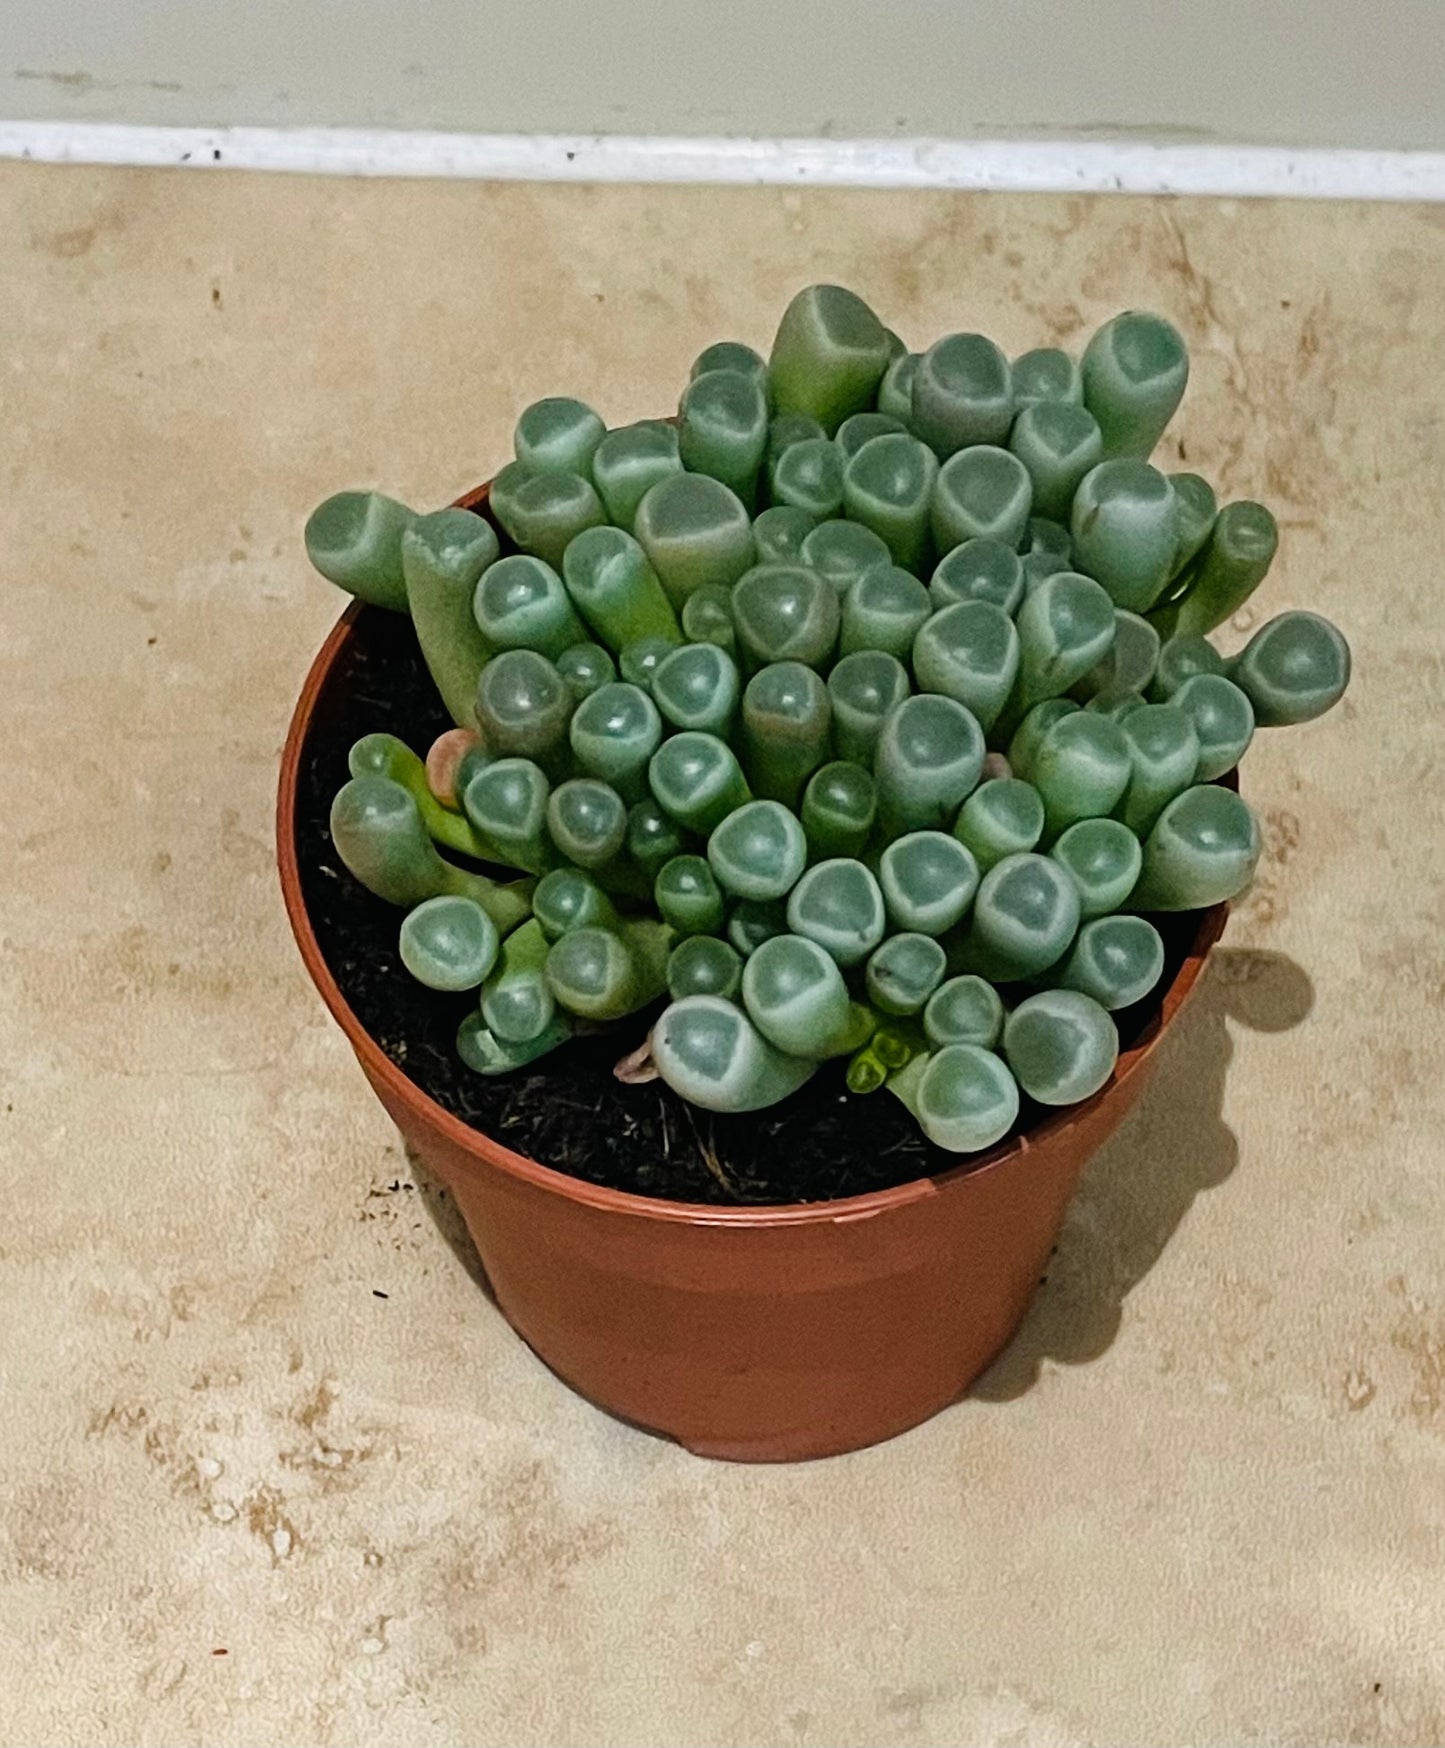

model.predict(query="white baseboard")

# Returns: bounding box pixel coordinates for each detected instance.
[3,122,1444,200]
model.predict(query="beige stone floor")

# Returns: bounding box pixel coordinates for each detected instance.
[2,162,1443,1747]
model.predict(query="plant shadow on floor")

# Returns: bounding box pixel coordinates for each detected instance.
[969,946,1314,1402]
[404,1146,498,1303]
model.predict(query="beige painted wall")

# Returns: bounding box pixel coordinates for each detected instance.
[4,0,1445,151]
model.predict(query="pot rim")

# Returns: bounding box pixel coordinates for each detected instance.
[277,485,1227,1230]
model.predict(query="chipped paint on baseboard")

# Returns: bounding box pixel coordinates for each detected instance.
[2,122,1444,199]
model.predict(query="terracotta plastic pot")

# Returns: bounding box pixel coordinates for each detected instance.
[278,485,1227,1463]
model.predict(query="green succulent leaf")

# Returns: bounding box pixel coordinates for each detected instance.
[887,1044,1020,1153]
[398,895,501,992]
[1080,310,1188,461]
[652,995,817,1112]
[304,490,415,612]
[1003,988,1119,1105]
[767,284,892,435]
[514,397,606,478]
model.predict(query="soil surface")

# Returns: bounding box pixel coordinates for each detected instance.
[294,610,1200,1205]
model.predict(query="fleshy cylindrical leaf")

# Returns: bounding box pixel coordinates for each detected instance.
[1032,711,1132,837]
[561,524,681,652]
[546,777,627,869]
[474,554,587,659]
[1077,609,1161,701]
[955,851,1081,980]
[401,509,498,728]
[679,583,737,655]
[1070,460,1178,612]
[1013,572,1118,712]
[912,601,1021,733]
[767,411,827,465]
[1051,817,1142,918]
[651,641,741,736]
[1003,989,1119,1105]
[840,566,933,661]
[801,760,877,861]
[331,776,532,917]
[1170,500,1278,638]
[799,518,893,597]
[305,490,414,612]
[1056,914,1165,1011]
[1007,699,1079,782]
[634,473,755,608]
[1132,785,1262,909]
[398,895,500,992]
[842,433,939,569]
[475,648,573,765]
[931,445,1033,552]
[546,920,669,1021]
[653,995,816,1112]
[953,776,1046,870]
[786,858,888,967]
[489,465,606,569]
[462,757,554,873]
[626,797,685,880]
[1008,401,1103,523]
[457,1009,572,1076]
[727,898,789,958]
[741,662,833,807]
[533,867,621,941]
[876,351,920,422]
[911,333,1014,456]
[678,368,769,509]
[555,642,617,701]
[1171,673,1256,780]
[347,731,489,860]
[481,918,556,1043]
[1118,702,1201,835]
[515,397,605,478]
[1168,472,1218,578]
[656,853,723,936]
[767,284,892,434]
[888,1044,1020,1152]
[649,731,753,834]
[930,537,1025,616]
[692,340,768,387]
[874,693,986,835]
[742,933,853,1058]
[836,411,906,459]
[1011,347,1082,409]
[1150,633,1226,700]
[591,421,683,531]
[770,437,845,518]
[732,564,841,671]
[568,680,663,802]
[707,800,808,902]
[827,649,910,766]
[752,504,820,565]
[1080,310,1189,460]
[1227,610,1351,727]
[667,934,743,1001]
[878,830,980,935]
[618,636,678,693]
[923,975,1005,1049]
[866,933,948,1016]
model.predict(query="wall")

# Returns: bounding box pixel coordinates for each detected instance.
[5,0,1445,153]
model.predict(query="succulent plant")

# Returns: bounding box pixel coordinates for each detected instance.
[306,285,1351,1156]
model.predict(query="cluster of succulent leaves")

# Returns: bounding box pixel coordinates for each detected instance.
[307,285,1350,1155]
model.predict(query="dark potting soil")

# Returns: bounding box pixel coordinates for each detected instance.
[294,608,1201,1206]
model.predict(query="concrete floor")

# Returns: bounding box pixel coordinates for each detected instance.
[2,163,1443,1746]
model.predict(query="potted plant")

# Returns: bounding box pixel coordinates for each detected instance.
[277,287,1350,1461]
